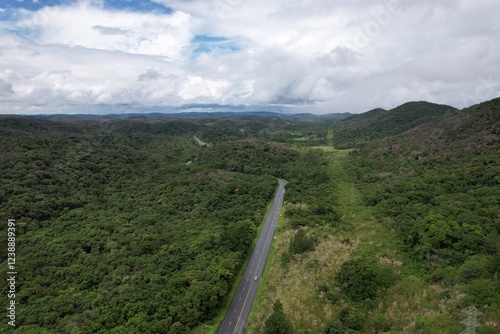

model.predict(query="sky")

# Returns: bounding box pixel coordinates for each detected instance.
[0,0,499,114]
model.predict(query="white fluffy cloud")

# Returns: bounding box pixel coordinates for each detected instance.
[21,2,193,60]
[0,0,499,114]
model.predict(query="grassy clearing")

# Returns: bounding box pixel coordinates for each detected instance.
[247,160,370,333]
[198,156,493,333]
[295,145,352,154]
[292,137,310,142]
[246,157,474,333]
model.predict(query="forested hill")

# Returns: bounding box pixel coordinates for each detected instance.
[348,97,500,317]
[357,97,499,164]
[0,98,498,333]
[332,101,457,148]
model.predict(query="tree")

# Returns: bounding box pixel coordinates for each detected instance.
[289,229,315,255]
[264,300,293,334]
[169,322,187,334]
[223,220,256,253]
[324,320,345,334]
[336,258,394,302]
[338,308,364,331]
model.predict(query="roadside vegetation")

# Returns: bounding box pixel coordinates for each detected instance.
[0,98,498,333]
[249,98,499,334]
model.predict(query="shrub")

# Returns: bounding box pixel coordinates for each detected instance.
[336,258,395,302]
[289,229,315,255]
[339,308,365,331]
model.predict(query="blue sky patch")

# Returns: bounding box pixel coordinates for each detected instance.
[0,0,172,14]
[0,0,72,11]
[193,35,227,43]
[103,0,172,14]
[192,34,240,58]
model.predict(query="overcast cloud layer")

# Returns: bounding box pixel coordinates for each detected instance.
[0,0,499,114]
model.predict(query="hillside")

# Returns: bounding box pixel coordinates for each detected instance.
[345,97,500,331]
[356,99,500,262]
[0,99,498,334]
[247,98,499,334]
[332,101,457,148]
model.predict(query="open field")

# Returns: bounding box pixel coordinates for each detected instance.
[246,157,495,333]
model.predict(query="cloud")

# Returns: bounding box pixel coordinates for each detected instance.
[0,0,499,114]
[0,32,184,108]
[137,69,162,81]
[92,25,130,36]
[16,2,194,60]
[0,78,14,97]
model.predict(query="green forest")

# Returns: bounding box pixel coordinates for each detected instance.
[1,98,499,333]
[342,99,500,332]
[249,100,499,334]
[0,116,301,333]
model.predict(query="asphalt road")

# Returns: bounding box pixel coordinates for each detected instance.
[217,179,287,334]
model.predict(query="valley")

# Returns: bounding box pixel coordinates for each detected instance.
[0,98,498,333]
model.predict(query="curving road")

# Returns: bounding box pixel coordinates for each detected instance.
[217,179,287,334]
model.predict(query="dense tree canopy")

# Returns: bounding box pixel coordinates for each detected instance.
[346,99,500,315]
[1,98,498,333]
[0,116,304,333]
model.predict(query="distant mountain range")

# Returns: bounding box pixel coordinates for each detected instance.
[25,110,354,123]
[6,100,489,134]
